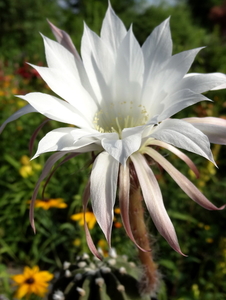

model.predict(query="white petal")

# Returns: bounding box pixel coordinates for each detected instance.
[183,117,226,145]
[146,147,225,211]
[43,30,97,101]
[102,131,142,165]
[112,27,144,103]
[162,48,203,88]
[30,65,98,121]
[142,18,172,84]
[157,89,210,121]
[100,3,127,56]
[18,92,92,128]
[81,24,115,101]
[142,48,203,113]
[131,153,184,255]
[90,152,119,244]
[179,72,226,93]
[33,128,102,158]
[150,119,215,163]
[0,104,37,134]
[42,35,80,78]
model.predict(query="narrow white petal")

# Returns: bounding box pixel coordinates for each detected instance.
[33,128,75,158]
[150,119,215,163]
[42,35,80,78]
[81,24,115,101]
[183,117,226,145]
[162,48,204,88]
[102,132,142,165]
[112,27,144,103]
[30,65,98,121]
[33,128,102,158]
[145,147,225,211]
[142,48,203,113]
[131,153,184,255]
[100,3,127,56]
[46,21,97,102]
[157,89,210,121]
[142,18,172,83]
[18,92,92,128]
[90,152,119,244]
[0,104,37,134]
[179,72,226,93]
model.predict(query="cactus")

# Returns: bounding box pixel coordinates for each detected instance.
[49,250,154,300]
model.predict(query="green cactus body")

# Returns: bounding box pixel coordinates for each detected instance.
[49,251,151,300]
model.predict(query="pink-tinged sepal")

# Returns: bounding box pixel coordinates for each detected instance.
[131,153,186,256]
[184,117,226,145]
[29,119,49,156]
[119,163,151,252]
[146,147,226,211]
[83,182,103,260]
[29,152,68,232]
[48,20,81,60]
[148,139,200,178]
[0,104,37,134]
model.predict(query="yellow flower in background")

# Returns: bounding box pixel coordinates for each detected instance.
[97,239,109,257]
[71,212,96,230]
[73,238,81,247]
[11,266,53,299]
[34,198,67,210]
[19,155,42,178]
[19,165,33,178]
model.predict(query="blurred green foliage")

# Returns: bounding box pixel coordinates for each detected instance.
[0,0,226,299]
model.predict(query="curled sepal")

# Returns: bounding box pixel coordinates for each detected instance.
[0,104,37,134]
[119,163,150,252]
[148,139,199,178]
[29,118,49,156]
[41,153,80,199]
[83,182,103,260]
[131,153,185,256]
[29,152,67,232]
[145,147,226,211]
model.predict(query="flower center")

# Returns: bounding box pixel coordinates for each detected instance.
[25,277,35,284]
[93,101,149,137]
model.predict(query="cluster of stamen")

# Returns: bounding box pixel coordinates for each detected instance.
[93,101,149,138]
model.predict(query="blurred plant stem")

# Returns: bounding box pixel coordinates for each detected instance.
[129,186,159,295]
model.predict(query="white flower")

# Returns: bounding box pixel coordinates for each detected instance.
[1,3,226,257]
[53,290,65,300]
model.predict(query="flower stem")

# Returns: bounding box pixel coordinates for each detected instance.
[129,186,159,295]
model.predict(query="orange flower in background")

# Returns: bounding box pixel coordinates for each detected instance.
[11,266,53,299]
[113,207,122,228]
[71,212,96,230]
[34,198,67,210]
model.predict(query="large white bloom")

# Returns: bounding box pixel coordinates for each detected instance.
[1,4,226,257]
